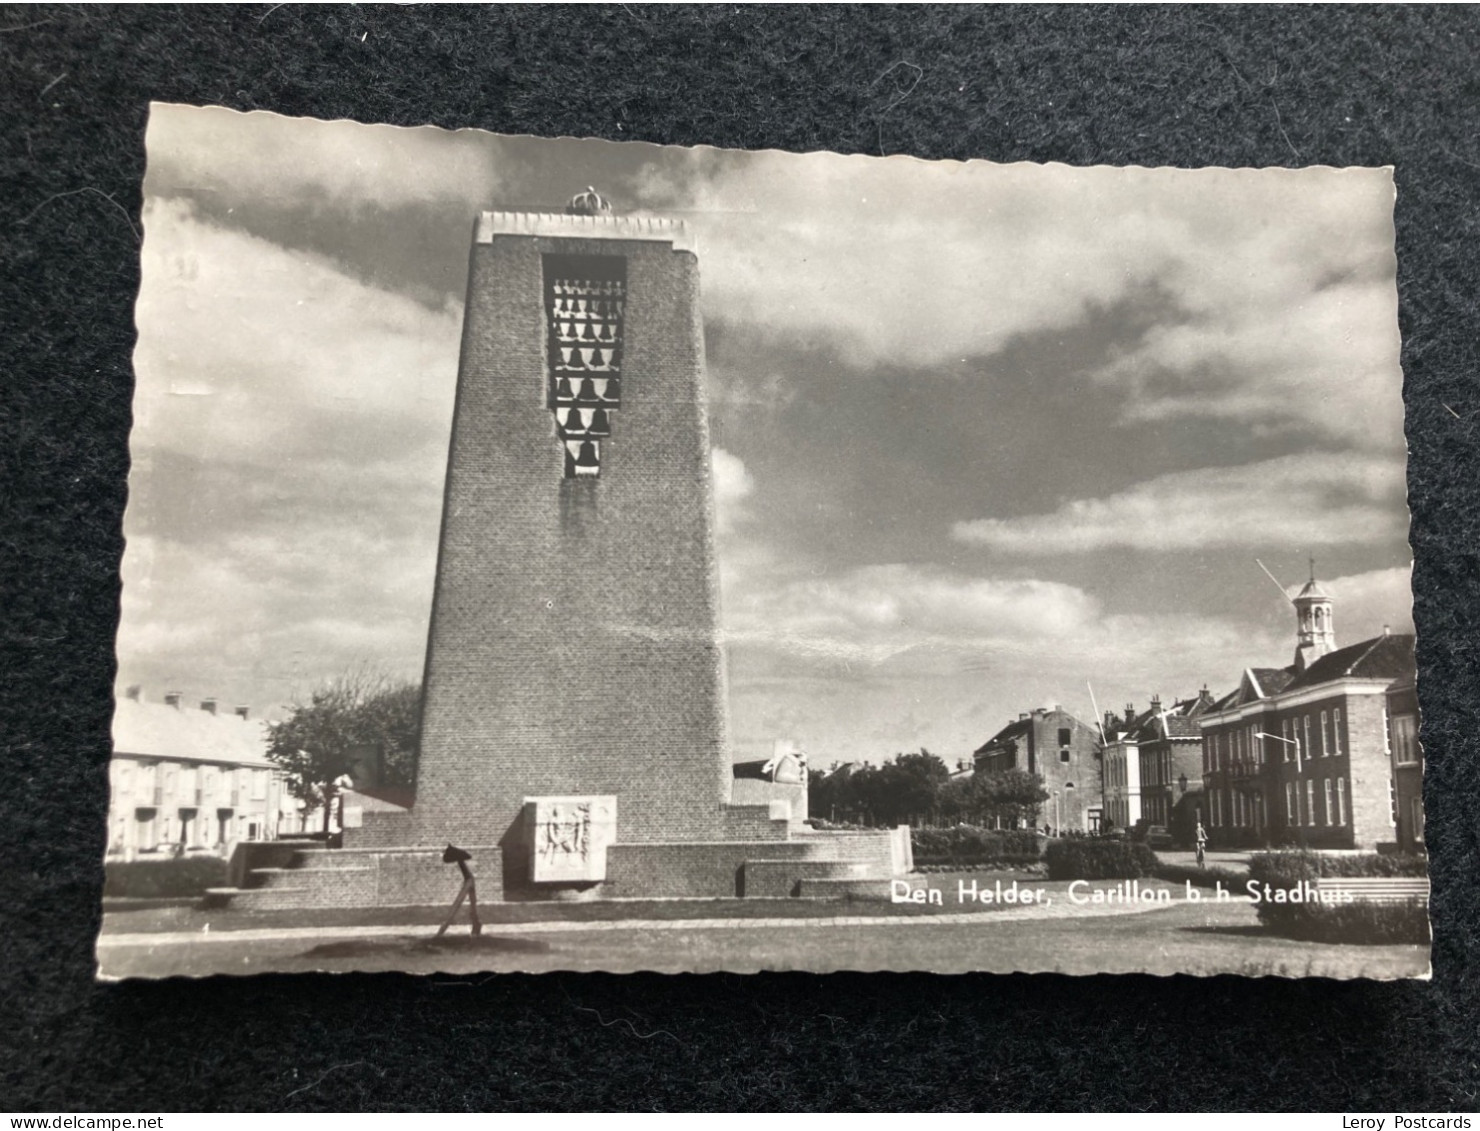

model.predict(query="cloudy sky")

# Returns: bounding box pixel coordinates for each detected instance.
[120,104,1412,766]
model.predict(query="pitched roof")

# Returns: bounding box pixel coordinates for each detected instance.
[112,698,273,768]
[1162,715,1202,739]
[1250,668,1296,697]
[1285,633,1416,693]
[974,717,1032,753]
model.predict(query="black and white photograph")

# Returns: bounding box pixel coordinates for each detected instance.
[99,103,1427,980]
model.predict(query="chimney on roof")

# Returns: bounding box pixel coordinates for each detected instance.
[1018,712,1030,721]
[1151,695,1162,714]
[1053,703,1062,713]
[125,685,141,701]
[234,705,250,721]
[1125,703,1135,724]
[200,698,217,715]
[1383,624,1391,636]
[1199,684,1212,704]
[164,691,182,709]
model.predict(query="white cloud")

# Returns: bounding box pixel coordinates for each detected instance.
[132,196,461,472]
[118,198,458,712]
[641,152,1401,447]
[951,453,1408,554]
[1293,565,1415,639]
[146,103,500,212]
[718,557,1297,763]
[710,447,754,535]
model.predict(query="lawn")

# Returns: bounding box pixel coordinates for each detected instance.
[96,887,1429,981]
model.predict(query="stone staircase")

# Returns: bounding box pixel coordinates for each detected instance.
[205,823,909,910]
[206,844,498,912]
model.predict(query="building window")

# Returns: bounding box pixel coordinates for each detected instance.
[1333,708,1343,756]
[1389,776,1398,826]
[1057,727,1072,748]
[1305,780,1315,827]
[1323,778,1333,827]
[1286,782,1297,825]
[1282,718,1294,762]
[1391,714,1419,765]
[1059,750,1070,764]
[1303,716,1312,764]
[1335,778,1346,826]
[1411,796,1425,841]
[1320,711,1329,757]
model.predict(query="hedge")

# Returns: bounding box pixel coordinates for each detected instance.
[911,827,1043,867]
[104,855,228,898]
[1247,851,1430,944]
[1259,899,1430,945]
[1248,850,1428,884]
[1043,838,1157,881]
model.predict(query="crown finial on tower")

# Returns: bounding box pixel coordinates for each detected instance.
[566,186,613,216]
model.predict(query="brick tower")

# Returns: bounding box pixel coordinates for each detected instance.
[408,190,733,889]
[234,193,908,911]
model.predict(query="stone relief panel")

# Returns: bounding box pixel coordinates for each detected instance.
[526,795,618,883]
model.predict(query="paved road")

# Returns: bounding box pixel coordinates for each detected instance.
[1157,850,1251,868]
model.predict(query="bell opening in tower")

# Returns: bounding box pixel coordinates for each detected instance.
[543,254,627,479]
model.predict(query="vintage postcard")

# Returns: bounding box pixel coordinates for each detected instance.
[100,104,1426,979]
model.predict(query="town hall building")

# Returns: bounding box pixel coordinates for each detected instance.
[1198,576,1418,850]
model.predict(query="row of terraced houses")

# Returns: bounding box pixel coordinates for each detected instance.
[972,576,1423,853]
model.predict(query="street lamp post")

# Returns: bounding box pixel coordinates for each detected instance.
[1254,731,1301,772]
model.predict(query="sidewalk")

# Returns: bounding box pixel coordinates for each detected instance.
[98,892,1183,950]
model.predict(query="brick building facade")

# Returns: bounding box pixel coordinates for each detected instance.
[109,690,298,859]
[1387,680,1423,851]
[1099,693,1212,845]
[973,706,1103,833]
[1198,578,1416,850]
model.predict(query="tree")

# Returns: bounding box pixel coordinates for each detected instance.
[266,669,422,832]
[878,750,952,826]
[969,769,1050,829]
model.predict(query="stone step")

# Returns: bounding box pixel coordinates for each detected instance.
[248,865,380,905]
[223,886,316,912]
[743,858,877,899]
[251,864,377,888]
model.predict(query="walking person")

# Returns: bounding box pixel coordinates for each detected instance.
[1195,820,1208,870]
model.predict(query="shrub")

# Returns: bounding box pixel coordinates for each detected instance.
[1313,853,1428,878]
[1247,851,1431,944]
[104,855,228,899]
[1152,862,1244,890]
[911,827,1043,867]
[1273,900,1430,945]
[905,858,1047,876]
[1248,850,1429,885]
[1043,838,1157,881]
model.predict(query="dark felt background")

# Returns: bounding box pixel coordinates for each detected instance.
[2,4,1477,1113]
